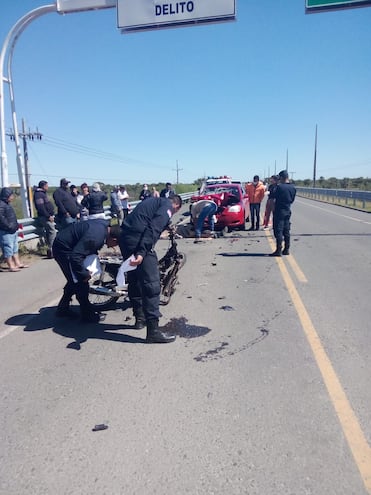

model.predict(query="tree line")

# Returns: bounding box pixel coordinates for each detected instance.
[293,177,371,190]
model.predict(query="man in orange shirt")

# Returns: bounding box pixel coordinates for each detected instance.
[245,175,266,230]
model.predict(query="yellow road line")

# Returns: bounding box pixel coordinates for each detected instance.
[265,232,307,283]
[284,250,307,283]
[267,237,371,492]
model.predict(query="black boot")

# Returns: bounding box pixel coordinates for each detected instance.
[269,243,282,257]
[146,319,176,343]
[56,289,76,317]
[282,238,290,255]
[80,311,106,323]
[133,308,146,329]
[248,224,255,231]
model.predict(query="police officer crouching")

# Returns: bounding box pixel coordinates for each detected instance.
[119,194,182,343]
[53,219,120,322]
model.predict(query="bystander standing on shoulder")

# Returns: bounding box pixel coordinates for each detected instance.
[139,184,151,201]
[33,180,56,258]
[245,175,266,230]
[262,175,278,229]
[110,186,123,225]
[76,183,89,221]
[160,182,176,199]
[0,188,29,271]
[81,182,108,220]
[53,178,80,230]
[118,185,130,219]
[151,186,160,198]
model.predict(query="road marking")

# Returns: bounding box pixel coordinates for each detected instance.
[0,297,61,341]
[268,238,371,493]
[265,232,307,283]
[0,325,21,340]
[297,199,371,224]
[285,254,308,283]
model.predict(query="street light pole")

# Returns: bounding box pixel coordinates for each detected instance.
[0,4,56,210]
[1,0,116,213]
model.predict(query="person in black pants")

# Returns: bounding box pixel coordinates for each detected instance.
[53,178,80,230]
[270,170,296,257]
[119,195,182,343]
[53,219,120,322]
[33,180,56,258]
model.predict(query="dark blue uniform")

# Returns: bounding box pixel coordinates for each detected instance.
[119,197,173,322]
[53,219,109,318]
[272,183,296,251]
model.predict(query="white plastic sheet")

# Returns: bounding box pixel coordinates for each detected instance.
[116,255,137,287]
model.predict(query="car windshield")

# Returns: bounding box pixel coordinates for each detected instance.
[204,186,240,197]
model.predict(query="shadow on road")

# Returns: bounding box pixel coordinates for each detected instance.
[5,306,147,350]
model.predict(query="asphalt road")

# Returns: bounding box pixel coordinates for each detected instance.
[1,198,371,495]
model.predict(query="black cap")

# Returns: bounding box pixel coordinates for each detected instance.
[38,180,48,188]
[278,170,289,180]
[60,178,70,186]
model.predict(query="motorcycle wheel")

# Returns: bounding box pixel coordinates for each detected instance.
[88,270,120,311]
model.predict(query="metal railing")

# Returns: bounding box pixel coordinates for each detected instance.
[296,187,371,211]
[17,191,197,242]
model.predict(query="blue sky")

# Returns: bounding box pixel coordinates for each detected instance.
[1,0,371,187]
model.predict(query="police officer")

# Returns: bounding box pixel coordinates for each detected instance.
[269,170,296,256]
[119,194,182,343]
[53,219,120,322]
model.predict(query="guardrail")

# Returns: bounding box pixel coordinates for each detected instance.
[296,187,371,211]
[17,191,197,243]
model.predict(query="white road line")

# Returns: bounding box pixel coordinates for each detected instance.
[297,199,371,224]
[0,296,61,341]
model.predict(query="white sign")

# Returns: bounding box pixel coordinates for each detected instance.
[117,0,236,33]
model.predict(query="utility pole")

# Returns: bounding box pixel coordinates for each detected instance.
[286,149,289,172]
[173,159,183,184]
[7,119,42,216]
[313,124,318,188]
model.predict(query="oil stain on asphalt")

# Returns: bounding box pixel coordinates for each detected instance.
[163,316,211,339]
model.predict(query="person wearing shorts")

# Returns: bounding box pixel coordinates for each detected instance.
[0,188,29,272]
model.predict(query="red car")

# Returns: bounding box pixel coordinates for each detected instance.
[190,184,250,231]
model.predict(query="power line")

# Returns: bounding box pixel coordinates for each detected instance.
[41,134,171,170]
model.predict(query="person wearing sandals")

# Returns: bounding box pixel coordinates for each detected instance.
[0,188,29,271]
